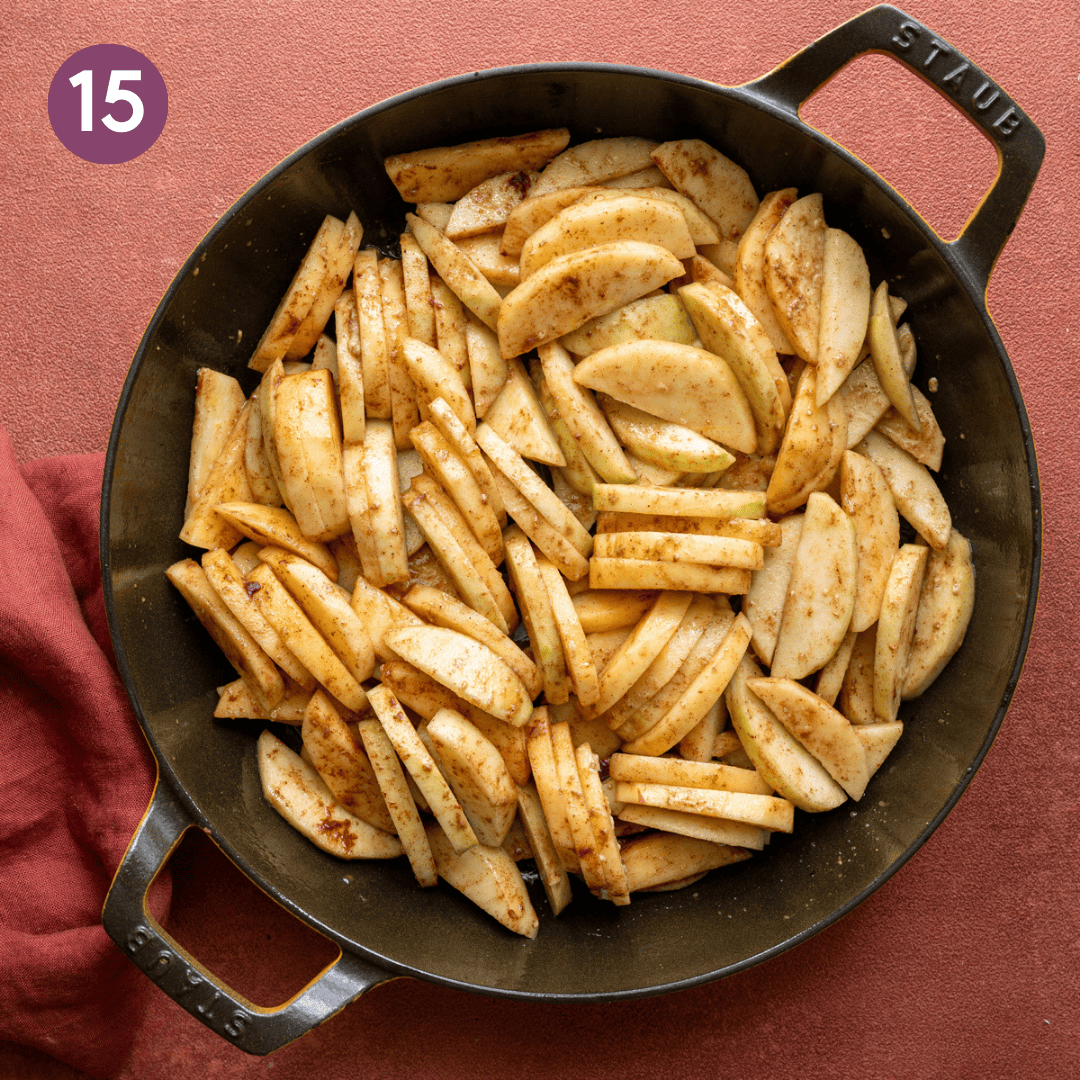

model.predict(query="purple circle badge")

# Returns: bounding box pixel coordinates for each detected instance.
[48,44,168,164]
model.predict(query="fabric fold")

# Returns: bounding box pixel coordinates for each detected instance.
[0,428,163,1079]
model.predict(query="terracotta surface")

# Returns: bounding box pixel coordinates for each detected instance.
[2,0,1078,1077]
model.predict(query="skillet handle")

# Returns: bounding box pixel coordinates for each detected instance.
[102,779,390,1055]
[745,3,1045,293]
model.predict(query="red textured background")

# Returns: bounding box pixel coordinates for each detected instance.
[2,1,1078,1077]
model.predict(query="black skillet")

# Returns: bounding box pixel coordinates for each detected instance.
[100,4,1044,1054]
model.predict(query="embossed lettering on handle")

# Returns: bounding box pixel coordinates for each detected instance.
[126,921,252,1041]
[890,19,1022,136]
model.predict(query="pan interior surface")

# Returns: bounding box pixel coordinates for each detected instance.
[103,65,1037,999]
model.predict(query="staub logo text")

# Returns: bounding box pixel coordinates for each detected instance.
[891,20,1022,137]
[126,925,249,1040]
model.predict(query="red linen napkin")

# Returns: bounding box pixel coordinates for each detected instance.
[0,427,163,1079]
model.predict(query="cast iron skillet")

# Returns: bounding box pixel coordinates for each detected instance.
[101,5,1043,1055]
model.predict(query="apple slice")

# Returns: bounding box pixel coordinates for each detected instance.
[358,418,409,586]
[524,707,577,872]
[480,356,564,465]
[677,281,789,455]
[588,559,750,595]
[248,214,345,372]
[607,597,725,739]
[256,547,375,685]
[620,612,752,757]
[428,275,469,384]
[592,530,763,569]
[520,193,695,278]
[503,525,568,706]
[180,402,253,550]
[614,779,794,832]
[383,624,533,727]
[501,186,601,256]
[425,708,518,847]
[488,460,590,583]
[366,686,478,854]
[535,376,604,499]
[840,449,901,633]
[377,257,420,450]
[353,249,392,420]
[902,530,976,699]
[854,720,904,778]
[167,558,285,712]
[574,340,758,454]
[497,240,685,359]
[377,659,530,787]
[300,691,395,833]
[410,473,517,629]
[461,310,506,419]
[595,510,779,544]
[245,561,365,713]
[256,730,402,860]
[874,543,930,722]
[400,336,474,435]
[591,483,765,520]
[836,326,918,446]
[401,476,509,633]
[725,654,848,812]
[356,717,437,886]
[743,512,804,667]
[398,231,437,348]
[288,211,364,363]
[283,368,351,540]
[186,368,246,519]
[571,588,660,633]
[650,139,759,241]
[747,676,870,801]
[590,590,694,717]
[537,342,637,484]
[409,421,502,564]
[576,186,720,243]
[616,803,766,851]
[348,575,423,664]
[405,212,503,333]
[200,547,314,690]
[874,384,945,471]
[620,832,752,892]
[814,629,858,708]
[734,188,798,354]
[559,293,696,357]
[535,552,599,707]
[445,169,539,240]
[384,128,570,203]
[515,781,573,915]
[426,396,506,526]
[770,492,857,681]
[215,678,309,723]
[333,292,367,445]
[868,281,920,430]
[838,625,878,726]
[475,422,593,560]
[598,393,736,474]
[815,229,871,406]
[858,429,952,550]
[763,193,827,363]
[529,136,659,198]
[576,741,631,905]
[549,720,613,901]
[765,366,835,516]
[402,584,542,699]
[424,823,539,938]
[609,753,772,795]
